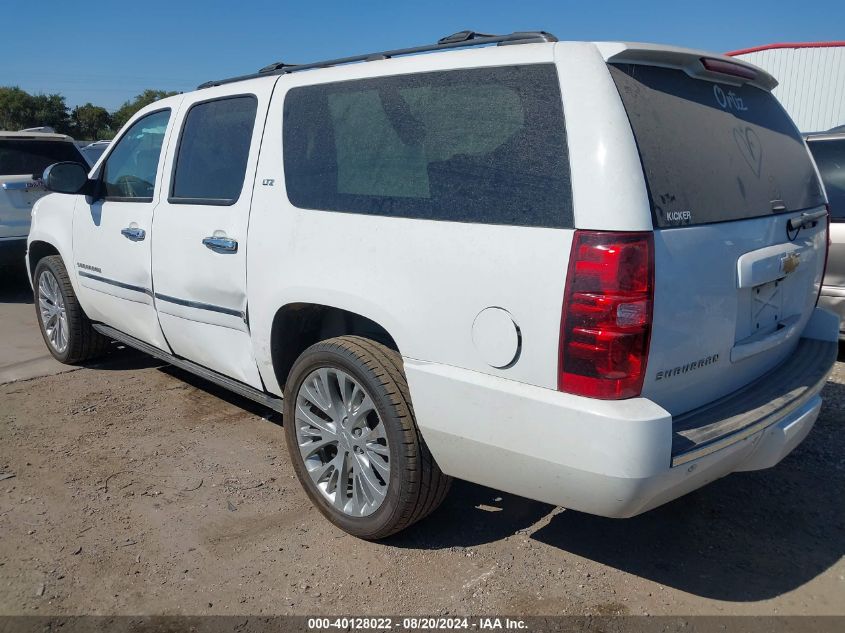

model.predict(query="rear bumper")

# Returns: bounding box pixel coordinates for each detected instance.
[670,334,836,466]
[406,308,839,518]
[0,236,27,267]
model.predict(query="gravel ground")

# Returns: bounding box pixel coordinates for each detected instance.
[0,328,843,616]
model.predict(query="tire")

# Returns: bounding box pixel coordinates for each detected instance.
[283,336,451,539]
[33,255,108,364]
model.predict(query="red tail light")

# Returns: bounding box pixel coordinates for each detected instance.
[558,231,654,399]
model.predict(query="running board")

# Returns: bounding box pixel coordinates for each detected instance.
[92,323,284,413]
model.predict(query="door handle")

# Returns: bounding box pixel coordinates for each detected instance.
[121,227,146,241]
[202,236,238,253]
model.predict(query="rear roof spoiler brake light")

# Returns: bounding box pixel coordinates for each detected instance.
[599,43,777,91]
[700,57,758,81]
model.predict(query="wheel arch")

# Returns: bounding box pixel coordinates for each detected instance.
[27,193,77,289]
[28,240,61,281]
[269,302,400,392]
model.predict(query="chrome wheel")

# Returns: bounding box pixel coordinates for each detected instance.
[38,270,68,354]
[295,368,390,517]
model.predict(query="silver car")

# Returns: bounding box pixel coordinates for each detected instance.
[1,131,87,269]
[806,131,845,338]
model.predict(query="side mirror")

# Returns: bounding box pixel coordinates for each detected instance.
[43,162,91,195]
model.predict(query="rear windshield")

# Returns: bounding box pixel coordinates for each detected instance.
[283,64,572,228]
[609,64,825,228]
[807,138,845,220]
[0,140,86,177]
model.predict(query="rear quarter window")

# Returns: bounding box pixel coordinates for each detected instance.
[282,64,572,228]
[609,64,825,228]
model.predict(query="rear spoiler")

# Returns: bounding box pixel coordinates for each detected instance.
[594,42,778,91]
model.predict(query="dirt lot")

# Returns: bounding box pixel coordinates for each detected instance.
[1,274,844,617]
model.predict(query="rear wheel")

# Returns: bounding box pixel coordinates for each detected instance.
[33,255,108,364]
[283,336,451,539]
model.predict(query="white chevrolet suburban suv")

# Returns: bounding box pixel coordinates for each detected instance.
[28,32,840,539]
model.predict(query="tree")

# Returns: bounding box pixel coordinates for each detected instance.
[0,87,71,133]
[111,89,179,131]
[0,86,177,138]
[31,93,70,132]
[0,87,35,130]
[72,103,111,140]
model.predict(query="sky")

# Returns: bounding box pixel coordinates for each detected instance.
[1,0,843,111]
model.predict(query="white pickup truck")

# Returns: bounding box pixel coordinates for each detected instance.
[28,32,839,539]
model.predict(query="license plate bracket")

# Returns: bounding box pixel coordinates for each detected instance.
[751,279,783,334]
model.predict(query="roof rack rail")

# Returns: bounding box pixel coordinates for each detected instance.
[198,30,557,89]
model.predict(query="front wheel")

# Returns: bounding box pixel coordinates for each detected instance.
[33,255,108,364]
[283,336,451,539]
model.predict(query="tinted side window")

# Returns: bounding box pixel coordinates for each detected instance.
[283,65,572,228]
[807,139,845,220]
[103,109,170,200]
[171,96,257,204]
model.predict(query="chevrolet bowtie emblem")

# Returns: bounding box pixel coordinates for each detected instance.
[781,252,801,274]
